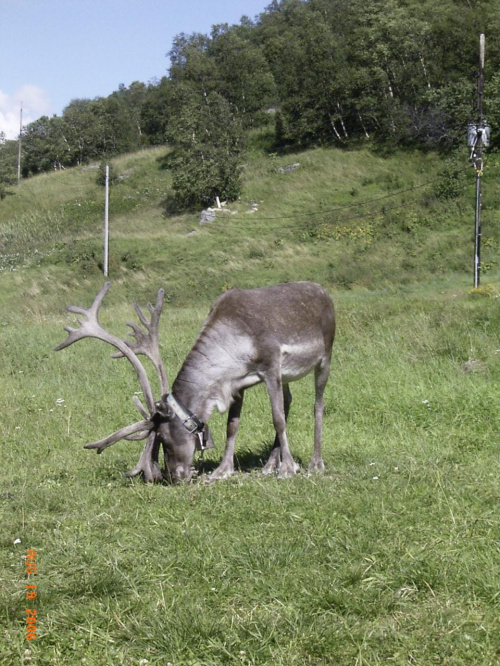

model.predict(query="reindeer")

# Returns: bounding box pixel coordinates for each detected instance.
[55,281,335,483]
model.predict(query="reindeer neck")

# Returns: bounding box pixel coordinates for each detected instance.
[171,328,238,421]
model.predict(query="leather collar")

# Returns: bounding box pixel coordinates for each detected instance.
[161,393,210,452]
[165,393,204,434]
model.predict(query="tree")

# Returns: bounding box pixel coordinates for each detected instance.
[0,138,18,198]
[209,24,276,127]
[62,99,105,164]
[260,1,349,145]
[141,77,175,144]
[21,116,72,176]
[97,95,142,155]
[167,89,244,208]
[485,71,500,150]
[115,81,148,141]
[62,95,141,164]
[169,32,218,99]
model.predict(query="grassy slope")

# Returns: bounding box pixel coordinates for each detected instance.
[1,140,499,664]
[1,138,499,314]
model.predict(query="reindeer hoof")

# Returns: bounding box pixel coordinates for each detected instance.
[307,457,325,474]
[208,464,234,482]
[277,460,299,479]
[262,453,281,475]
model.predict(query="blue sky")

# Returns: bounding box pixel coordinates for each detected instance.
[0,0,270,138]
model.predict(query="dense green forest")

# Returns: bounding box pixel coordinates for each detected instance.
[1,0,499,205]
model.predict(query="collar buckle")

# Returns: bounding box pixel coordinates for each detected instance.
[165,393,205,437]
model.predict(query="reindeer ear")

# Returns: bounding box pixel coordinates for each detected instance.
[154,397,173,421]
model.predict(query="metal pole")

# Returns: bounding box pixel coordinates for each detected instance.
[473,34,485,288]
[17,103,22,186]
[474,170,481,287]
[104,165,109,276]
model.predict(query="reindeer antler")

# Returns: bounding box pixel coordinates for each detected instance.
[55,283,170,482]
[112,288,169,396]
[55,282,156,413]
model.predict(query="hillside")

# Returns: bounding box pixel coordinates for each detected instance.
[1,139,499,318]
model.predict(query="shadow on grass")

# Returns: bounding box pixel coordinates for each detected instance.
[160,193,199,217]
[156,150,174,171]
[195,440,304,477]
[107,441,306,485]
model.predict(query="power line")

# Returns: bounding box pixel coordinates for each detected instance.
[206,183,470,234]
[226,174,461,222]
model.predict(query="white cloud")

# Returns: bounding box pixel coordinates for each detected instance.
[0,85,52,139]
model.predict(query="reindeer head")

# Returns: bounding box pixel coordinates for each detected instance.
[55,282,210,483]
[153,395,213,483]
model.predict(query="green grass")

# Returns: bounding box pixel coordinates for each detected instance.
[1,140,500,664]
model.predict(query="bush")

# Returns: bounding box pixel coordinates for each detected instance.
[95,161,118,187]
[434,153,470,199]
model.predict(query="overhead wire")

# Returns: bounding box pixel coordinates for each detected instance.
[206,182,471,234]
[10,159,473,241]
[201,163,472,231]
[227,178,440,222]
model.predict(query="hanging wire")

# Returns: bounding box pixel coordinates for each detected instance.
[5,157,473,250]
[227,177,442,222]
[205,181,470,235]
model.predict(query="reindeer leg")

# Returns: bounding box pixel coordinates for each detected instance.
[125,432,163,483]
[262,384,292,475]
[209,391,245,481]
[308,360,329,474]
[263,377,299,478]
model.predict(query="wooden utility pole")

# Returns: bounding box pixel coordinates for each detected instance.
[17,102,22,185]
[104,165,109,276]
[473,34,485,288]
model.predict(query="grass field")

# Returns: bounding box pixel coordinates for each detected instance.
[1,141,499,664]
